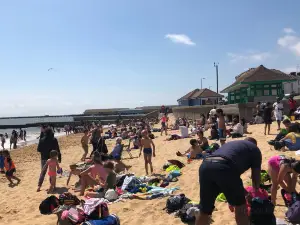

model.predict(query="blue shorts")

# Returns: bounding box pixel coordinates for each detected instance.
[187,153,203,159]
[218,129,226,141]
[0,156,4,169]
[143,148,152,155]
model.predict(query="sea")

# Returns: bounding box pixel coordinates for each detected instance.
[0,116,113,150]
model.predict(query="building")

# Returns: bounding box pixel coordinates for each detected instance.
[283,72,300,94]
[177,88,224,106]
[221,65,296,104]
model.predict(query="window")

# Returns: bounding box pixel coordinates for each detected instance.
[264,84,269,88]
[250,90,255,96]
[271,84,277,88]
[230,95,235,100]
[256,84,262,88]
[271,89,277,95]
[264,89,269,95]
[235,95,240,100]
[256,90,262,96]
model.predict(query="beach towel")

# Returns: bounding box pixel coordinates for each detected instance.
[165,165,180,173]
[121,176,142,191]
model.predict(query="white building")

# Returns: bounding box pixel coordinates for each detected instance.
[283,72,300,94]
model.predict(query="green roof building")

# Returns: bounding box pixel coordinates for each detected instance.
[221,65,296,104]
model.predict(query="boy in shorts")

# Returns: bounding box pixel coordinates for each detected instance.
[139,130,156,175]
[216,109,226,146]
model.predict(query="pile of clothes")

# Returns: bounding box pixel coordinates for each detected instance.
[39,192,120,225]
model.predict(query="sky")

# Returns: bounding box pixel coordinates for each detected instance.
[0,0,300,116]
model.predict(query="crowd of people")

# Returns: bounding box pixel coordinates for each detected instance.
[2,101,300,224]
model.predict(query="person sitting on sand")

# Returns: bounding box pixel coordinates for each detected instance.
[230,117,244,138]
[275,123,300,151]
[176,139,203,159]
[268,155,300,205]
[38,150,61,193]
[139,130,156,175]
[85,161,117,198]
[196,130,209,150]
[196,138,261,225]
[3,150,21,186]
[79,152,107,196]
[240,118,251,134]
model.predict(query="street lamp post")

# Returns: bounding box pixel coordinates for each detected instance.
[201,78,205,89]
[214,62,219,103]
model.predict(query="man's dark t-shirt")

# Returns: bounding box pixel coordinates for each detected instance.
[210,140,262,175]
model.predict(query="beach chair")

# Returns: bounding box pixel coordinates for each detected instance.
[121,140,133,159]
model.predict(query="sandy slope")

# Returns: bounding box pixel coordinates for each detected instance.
[0,116,297,225]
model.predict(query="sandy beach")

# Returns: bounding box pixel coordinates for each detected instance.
[0,115,297,225]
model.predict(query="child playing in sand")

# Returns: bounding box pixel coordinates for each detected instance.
[216,108,226,146]
[176,139,203,159]
[39,150,60,193]
[196,130,209,150]
[139,130,156,175]
[3,150,21,185]
[81,129,89,161]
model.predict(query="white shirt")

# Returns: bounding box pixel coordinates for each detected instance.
[232,123,244,135]
[210,109,217,116]
[273,102,283,115]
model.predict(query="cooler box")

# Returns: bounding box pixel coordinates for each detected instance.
[179,126,189,138]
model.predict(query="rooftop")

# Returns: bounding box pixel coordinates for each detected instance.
[178,88,224,101]
[221,65,296,93]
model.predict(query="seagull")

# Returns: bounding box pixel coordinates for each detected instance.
[48,68,53,71]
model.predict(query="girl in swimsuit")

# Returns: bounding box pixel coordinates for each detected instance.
[41,150,60,193]
[268,155,300,205]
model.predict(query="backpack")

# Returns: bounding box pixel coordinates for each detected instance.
[176,203,199,223]
[286,201,300,223]
[39,195,59,215]
[250,199,276,225]
[165,194,191,214]
[59,192,81,206]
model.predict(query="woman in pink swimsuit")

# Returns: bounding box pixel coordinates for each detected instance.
[268,155,300,205]
[79,152,107,196]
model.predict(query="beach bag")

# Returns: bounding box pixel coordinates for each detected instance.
[105,189,118,202]
[167,160,185,169]
[286,201,300,223]
[82,214,120,225]
[83,199,109,220]
[66,207,86,225]
[59,192,81,206]
[121,176,142,191]
[165,194,191,214]
[250,198,276,225]
[39,195,59,215]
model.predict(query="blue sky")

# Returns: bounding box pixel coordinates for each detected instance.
[0,0,299,116]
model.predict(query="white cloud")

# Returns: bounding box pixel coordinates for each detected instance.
[277,29,300,56]
[277,35,299,47]
[165,34,196,46]
[227,52,271,63]
[283,28,295,34]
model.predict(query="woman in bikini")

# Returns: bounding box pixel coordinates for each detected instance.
[268,155,300,205]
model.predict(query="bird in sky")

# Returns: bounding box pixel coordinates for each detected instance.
[48,68,53,71]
